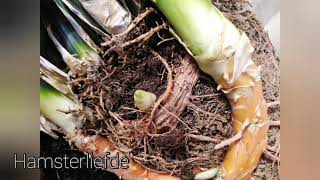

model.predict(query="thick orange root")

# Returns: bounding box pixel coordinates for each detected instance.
[73,134,180,180]
[188,31,270,179]
[219,65,269,180]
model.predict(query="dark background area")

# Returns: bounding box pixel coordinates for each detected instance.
[40,132,118,180]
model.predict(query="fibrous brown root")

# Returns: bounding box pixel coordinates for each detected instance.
[152,54,199,130]
[145,50,174,131]
[267,101,280,107]
[263,150,280,162]
[269,121,280,126]
[122,23,166,48]
[118,8,156,37]
[101,8,156,47]
[103,22,166,57]
[214,119,250,150]
[186,134,219,143]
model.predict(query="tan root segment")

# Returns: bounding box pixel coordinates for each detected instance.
[71,133,180,180]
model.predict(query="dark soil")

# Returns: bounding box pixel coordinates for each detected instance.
[41,0,280,179]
